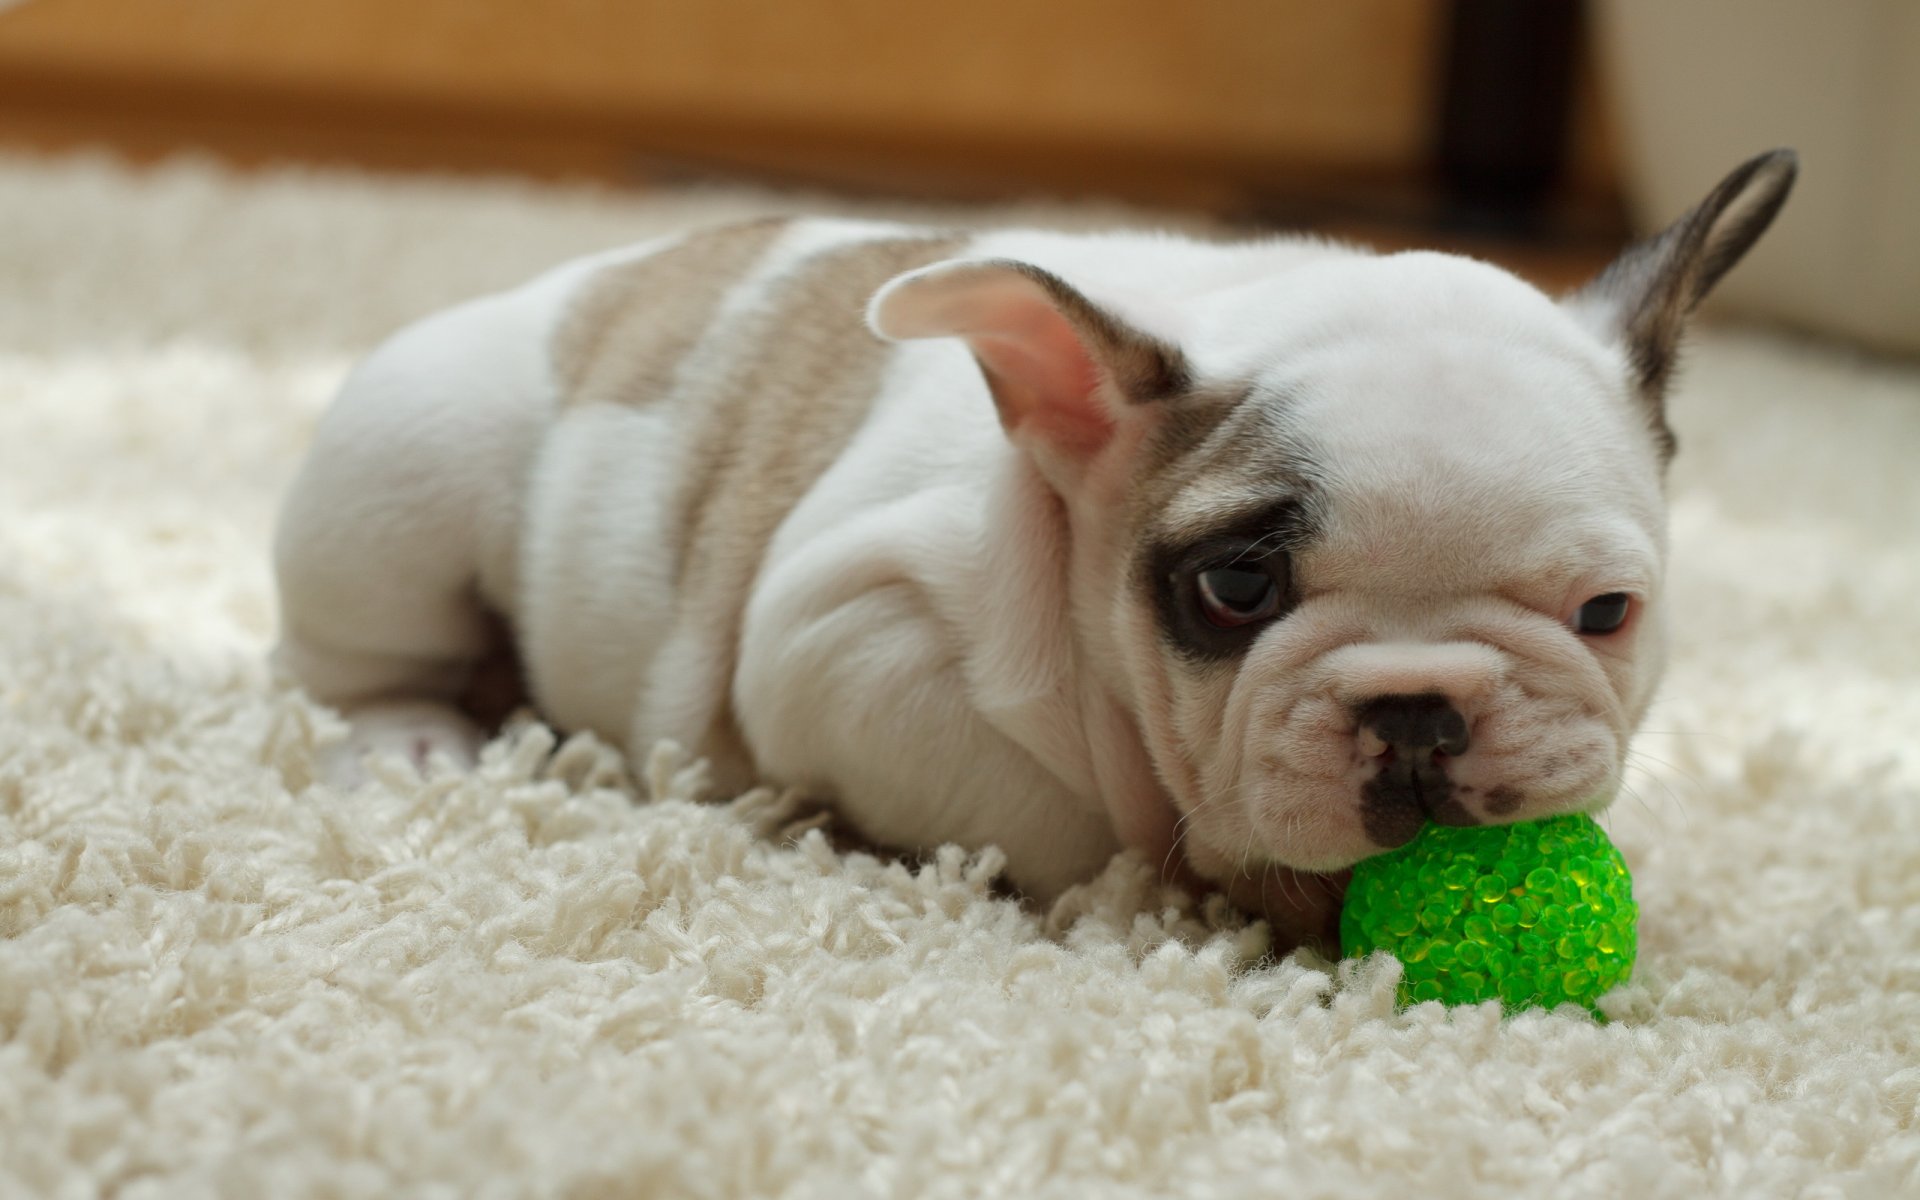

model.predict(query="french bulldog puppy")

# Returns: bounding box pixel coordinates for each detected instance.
[274,150,1796,947]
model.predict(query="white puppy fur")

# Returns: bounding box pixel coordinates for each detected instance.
[274,152,1797,946]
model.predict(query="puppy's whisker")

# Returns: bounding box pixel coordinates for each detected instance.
[1164,771,1244,882]
[1235,816,1262,882]
[1276,860,1309,917]
[1621,766,1697,821]
[1623,748,1704,824]
[1226,529,1294,567]
[1624,746,1709,794]
[1616,776,1659,823]
[1228,776,1276,882]
[1610,760,1693,835]
[1620,775,1697,833]
[1264,858,1298,918]
[1161,803,1203,881]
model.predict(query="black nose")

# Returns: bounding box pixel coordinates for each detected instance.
[1355,693,1473,848]
[1357,693,1470,762]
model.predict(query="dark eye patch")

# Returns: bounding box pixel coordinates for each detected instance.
[1144,497,1313,662]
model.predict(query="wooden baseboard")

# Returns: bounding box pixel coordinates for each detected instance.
[0,0,1448,207]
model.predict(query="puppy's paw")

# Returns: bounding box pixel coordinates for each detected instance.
[320,699,484,789]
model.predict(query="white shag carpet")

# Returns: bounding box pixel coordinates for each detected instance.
[2,152,1919,1200]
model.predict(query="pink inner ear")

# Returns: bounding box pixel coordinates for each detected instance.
[971,317,1113,459]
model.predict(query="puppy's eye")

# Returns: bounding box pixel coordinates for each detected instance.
[1574,592,1632,635]
[1196,565,1281,628]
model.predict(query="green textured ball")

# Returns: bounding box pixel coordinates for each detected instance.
[1340,814,1638,1015]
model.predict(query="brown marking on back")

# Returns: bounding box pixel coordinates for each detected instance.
[665,232,966,586]
[656,230,967,770]
[552,217,790,407]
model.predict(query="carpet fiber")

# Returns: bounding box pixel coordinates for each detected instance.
[2,153,1918,1199]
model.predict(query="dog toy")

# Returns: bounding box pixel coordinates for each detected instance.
[1340,813,1637,1015]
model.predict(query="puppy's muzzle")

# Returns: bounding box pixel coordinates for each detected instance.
[1356,693,1473,848]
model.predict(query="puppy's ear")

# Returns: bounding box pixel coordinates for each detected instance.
[1567,148,1797,446]
[869,259,1190,487]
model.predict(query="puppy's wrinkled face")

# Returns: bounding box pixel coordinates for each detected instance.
[1125,254,1668,875]
[1104,149,1796,879]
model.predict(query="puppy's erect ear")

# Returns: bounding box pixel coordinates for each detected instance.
[869,259,1190,486]
[1567,148,1798,446]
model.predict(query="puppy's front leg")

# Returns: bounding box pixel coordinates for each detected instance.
[734,495,1123,900]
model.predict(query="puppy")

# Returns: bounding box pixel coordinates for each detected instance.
[274,150,1796,947]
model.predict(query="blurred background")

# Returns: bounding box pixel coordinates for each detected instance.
[0,0,1914,351]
